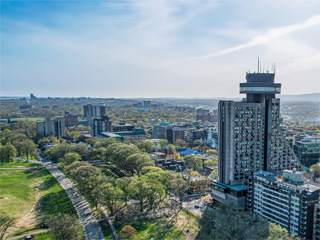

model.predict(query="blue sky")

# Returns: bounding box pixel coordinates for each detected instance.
[1,0,320,98]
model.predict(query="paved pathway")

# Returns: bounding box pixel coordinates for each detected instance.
[41,157,104,240]
[14,157,42,164]
[6,229,49,240]
[0,167,40,170]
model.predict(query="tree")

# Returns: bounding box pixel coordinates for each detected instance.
[204,159,217,167]
[174,139,188,148]
[199,201,269,240]
[158,139,168,150]
[267,223,294,240]
[174,152,183,161]
[137,140,154,153]
[310,164,320,180]
[65,161,90,176]
[171,177,188,208]
[192,139,202,147]
[167,144,176,154]
[126,153,154,176]
[99,183,123,216]
[61,152,81,166]
[117,177,134,206]
[130,180,149,211]
[0,214,15,239]
[140,166,163,175]
[184,155,203,171]
[48,213,82,240]
[208,169,219,180]
[0,142,17,162]
[118,225,137,240]
[206,149,217,156]
[140,173,166,209]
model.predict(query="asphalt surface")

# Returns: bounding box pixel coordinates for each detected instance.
[41,158,104,240]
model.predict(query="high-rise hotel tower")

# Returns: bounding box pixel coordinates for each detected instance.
[218,71,301,185]
[212,70,302,208]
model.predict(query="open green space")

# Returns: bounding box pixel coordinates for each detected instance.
[0,160,40,168]
[12,117,45,122]
[100,168,118,179]
[113,209,200,240]
[0,168,78,238]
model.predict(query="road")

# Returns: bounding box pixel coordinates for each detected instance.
[182,198,206,218]
[41,157,104,240]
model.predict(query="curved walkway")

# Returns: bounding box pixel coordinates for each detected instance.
[14,157,43,164]
[0,167,40,170]
[41,157,104,240]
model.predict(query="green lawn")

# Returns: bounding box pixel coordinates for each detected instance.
[0,160,40,168]
[12,118,45,122]
[0,168,78,238]
[113,209,200,240]
[100,169,118,179]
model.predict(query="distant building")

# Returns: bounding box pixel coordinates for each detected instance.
[64,113,78,128]
[92,115,112,137]
[172,127,188,143]
[132,102,143,108]
[143,100,151,108]
[247,169,320,239]
[293,137,320,167]
[30,93,37,100]
[112,123,135,132]
[99,128,146,141]
[19,104,32,110]
[36,116,65,138]
[83,103,107,124]
[196,108,218,122]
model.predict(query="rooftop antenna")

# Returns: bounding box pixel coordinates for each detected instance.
[274,63,276,74]
[257,56,260,73]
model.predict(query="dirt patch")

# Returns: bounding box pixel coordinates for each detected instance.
[4,194,40,237]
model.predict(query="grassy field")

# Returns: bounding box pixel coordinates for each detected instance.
[0,168,78,238]
[0,160,40,168]
[12,118,45,122]
[113,209,200,240]
[100,169,118,179]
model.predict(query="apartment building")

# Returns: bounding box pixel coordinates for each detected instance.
[247,169,320,239]
[36,116,65,138]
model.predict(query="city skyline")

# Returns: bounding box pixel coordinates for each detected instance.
[1,0,320,98]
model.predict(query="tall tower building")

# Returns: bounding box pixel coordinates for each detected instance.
[212,69,302,208]
[218,71,301,186]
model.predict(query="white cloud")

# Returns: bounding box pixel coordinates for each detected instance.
[166,15,320,65]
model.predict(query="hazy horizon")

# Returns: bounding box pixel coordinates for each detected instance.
[1,1,320,98]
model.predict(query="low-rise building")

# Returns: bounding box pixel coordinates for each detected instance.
[293,137,320,167]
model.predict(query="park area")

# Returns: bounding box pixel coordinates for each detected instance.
[0,160,40,168]
[98,206,200,240]
[0,167,78,239]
